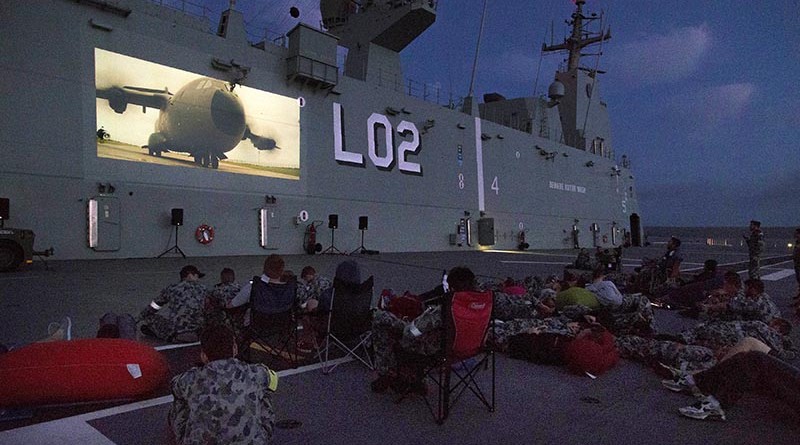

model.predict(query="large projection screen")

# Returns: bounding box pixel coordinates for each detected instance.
[94,48,300,179]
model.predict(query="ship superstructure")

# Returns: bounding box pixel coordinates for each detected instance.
[0,0,642,261]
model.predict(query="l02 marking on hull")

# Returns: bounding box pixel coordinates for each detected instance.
[332,102,422,174]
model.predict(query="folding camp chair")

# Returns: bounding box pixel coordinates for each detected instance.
[244,277,303,367]
[315,276,375,373]
[398,290,496,424]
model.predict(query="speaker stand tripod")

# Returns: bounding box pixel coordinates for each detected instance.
[350,228,370,254]
[321,227,345,255]
[157,225,187,259]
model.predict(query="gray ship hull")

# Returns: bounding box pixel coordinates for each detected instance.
[0,0,641,261]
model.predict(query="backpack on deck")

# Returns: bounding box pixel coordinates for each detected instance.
[563,328,619,376]
[382,291,424,321]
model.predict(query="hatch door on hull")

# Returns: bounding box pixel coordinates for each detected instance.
[92,196,121,252]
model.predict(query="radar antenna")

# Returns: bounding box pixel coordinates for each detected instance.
[541,0,610,72]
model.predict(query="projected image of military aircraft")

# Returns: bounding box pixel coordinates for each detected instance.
[97,77,278,168]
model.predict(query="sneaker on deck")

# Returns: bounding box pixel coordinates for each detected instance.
[661,376,694,394]
[659,361,688,379]
[679,394,726,421]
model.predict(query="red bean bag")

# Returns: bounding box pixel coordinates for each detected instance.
[563,329,619,376]
[0,339,170,407]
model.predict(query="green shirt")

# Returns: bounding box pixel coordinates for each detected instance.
[555,287,600,311]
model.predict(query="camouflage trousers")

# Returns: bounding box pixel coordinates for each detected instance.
[371,310,440,375]
[615,335,716,372]
[748,255,761,280]
[491,317,574,351]
[140,312,179,341]
[140,311,201,342]
[203,308,247,343]
[598,294,655,336]
[493,293,540,321]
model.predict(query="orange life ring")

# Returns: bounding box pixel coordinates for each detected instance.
[195,224,214,244]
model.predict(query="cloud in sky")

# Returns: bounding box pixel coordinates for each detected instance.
[665,82,757,135]
[610,24,712,84]
[693,83,756,126]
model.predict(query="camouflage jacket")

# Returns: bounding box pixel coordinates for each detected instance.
[296,275,332,305]
[170,358,277,445]
[206,282,243,310]
[140,281,207,338]
[678,320,785,355]
[745,229,764,256]
[723,292,781,323]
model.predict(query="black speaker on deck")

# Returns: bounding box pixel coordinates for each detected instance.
[328,214,338,229]
[358,216,368,231]
[0,198,8,220]
[171,208,184,226]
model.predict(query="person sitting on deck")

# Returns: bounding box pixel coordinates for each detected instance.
[203,268,245,339]
[227,255,297,325]
[659,236,683,284]
[655,259,723,309]
[370,266,478,393]
[684,270,743,319]
[139,265,207,343]
[703,278,781,324]
[295,266,333,311]
[169,324,278,444]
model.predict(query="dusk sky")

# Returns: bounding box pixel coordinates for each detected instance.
[197,0,799,227]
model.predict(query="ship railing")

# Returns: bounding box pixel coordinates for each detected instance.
[375,67,458,107]
[247,29,290,48]
[148,0,290,48]
[149,0,214,23]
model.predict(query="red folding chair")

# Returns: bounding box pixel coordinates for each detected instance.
[399,290,496,424]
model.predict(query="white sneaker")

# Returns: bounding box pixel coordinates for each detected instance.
[679,394,726,421]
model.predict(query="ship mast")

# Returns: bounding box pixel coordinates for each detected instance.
[542,0,610,72]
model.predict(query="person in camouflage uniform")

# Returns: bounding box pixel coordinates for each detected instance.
[295,266,332,308]
[594,293,656,336]
[491,315,581,351]
[615,335,717,372]
[371,267,481,392]
[139,265,207,342]
[676,318,795,360]
[204,268,245,340]
[695,270,743,319]
[744,220,765,280]
[170,325,278,445]
[704,279,781,324]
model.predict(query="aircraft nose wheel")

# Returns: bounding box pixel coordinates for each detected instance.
[194,153,219,169]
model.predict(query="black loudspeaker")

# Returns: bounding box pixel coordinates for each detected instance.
[0,198,8,220]
[328,214,338,229]
[358,216,368,230]
[171,208,184,226]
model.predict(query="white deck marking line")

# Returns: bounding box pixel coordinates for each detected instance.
[682,257,792,272]
[154,341,200,351]
[760,269,796,281]
[500,261,574,265]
